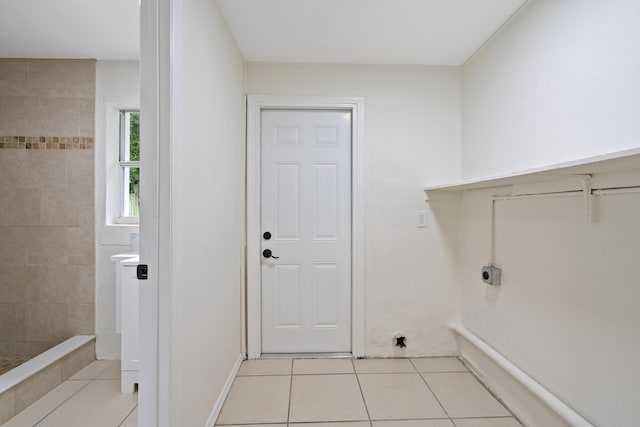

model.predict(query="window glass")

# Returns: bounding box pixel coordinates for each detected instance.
[119,111,140,221]
[122,166,140,217]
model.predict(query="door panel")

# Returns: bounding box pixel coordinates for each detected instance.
[314,126,339,146]
[274,163,301,240]
[313,163,339,240]
[312,263,339,328]
[261,110,351,354]
[275,126,301,146]
[274,264,301,328]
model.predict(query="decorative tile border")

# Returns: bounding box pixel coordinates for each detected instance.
[0,136,94,150]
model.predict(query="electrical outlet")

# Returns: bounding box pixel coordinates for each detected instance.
[416,210,428,228]
[481,265,502,286]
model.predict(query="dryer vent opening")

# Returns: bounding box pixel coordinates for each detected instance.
[393,333,407,348]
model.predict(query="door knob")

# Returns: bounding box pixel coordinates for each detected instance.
[262,249,279,259]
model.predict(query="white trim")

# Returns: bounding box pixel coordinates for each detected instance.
[240,96,248,358]
[138,0,172,425]
[350,98,366,358]
[246,95,365,359]
[205,354,244,427]
[117,110,141,223]
[246,96,261,359]
[450,323,593,427]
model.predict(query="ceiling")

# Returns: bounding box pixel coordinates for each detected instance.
[217,0,528,66]
[0,0,527,65]
[0,0,139,60]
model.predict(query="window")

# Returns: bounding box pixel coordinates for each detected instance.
[119,110,140,222]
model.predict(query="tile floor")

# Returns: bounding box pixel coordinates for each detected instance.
[2,357,521,427]
[1,360,137,427]
[216,357,522,427]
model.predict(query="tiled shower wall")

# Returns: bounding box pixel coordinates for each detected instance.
[0,59,95,357]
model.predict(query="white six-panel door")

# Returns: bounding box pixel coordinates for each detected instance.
[261,110,352,353]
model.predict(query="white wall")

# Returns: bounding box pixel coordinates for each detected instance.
[169,1,245,425]
[462,0,640,180]
[456,1,640,425]
[456,181,640,426]
[94,60,140,359]
[247,63,462,357]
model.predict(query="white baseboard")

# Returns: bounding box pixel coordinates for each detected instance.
[205,353,244,427]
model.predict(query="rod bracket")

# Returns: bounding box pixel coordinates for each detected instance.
[573,174,593,223]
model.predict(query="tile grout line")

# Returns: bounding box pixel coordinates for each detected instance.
[410,358,454,423]
[32,360,119,421]
[214,370,243,426]
[348,371,419,375]
[369,417,452,421]
[32,376,95,426]
[454,362,523,425]
[418,367,523,425]
[69,361,113,382]
[117,404,138,427]
[240,372,359,377]
[352,357,374,425]
[286,359,293,425]
[222,358,520,427]
[450,415,517,419]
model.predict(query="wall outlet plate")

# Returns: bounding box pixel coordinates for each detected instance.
[481,265,502,285]
[416,210,428,228]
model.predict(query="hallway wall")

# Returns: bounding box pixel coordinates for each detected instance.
[247,63,462,357]
[168,1,245,425]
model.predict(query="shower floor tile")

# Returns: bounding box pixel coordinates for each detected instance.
[0,356,32,375]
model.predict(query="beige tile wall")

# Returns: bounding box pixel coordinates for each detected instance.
[0,59,95,357]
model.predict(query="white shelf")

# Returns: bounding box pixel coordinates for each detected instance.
[424,147,640,192]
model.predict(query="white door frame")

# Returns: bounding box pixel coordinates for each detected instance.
[246,95,365,359]
[139,0,172,424]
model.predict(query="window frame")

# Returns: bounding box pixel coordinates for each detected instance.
[117,110,140,224]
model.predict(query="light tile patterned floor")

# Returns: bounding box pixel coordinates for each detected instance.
[1,360,137,427]
[2,357,520,427]
[216,357,522,427]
